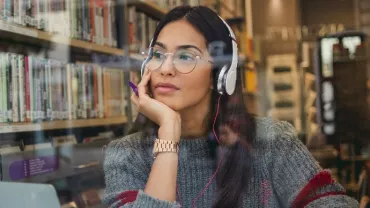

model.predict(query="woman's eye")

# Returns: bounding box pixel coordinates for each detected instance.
[178,53,195,61]
[153,51,164,59]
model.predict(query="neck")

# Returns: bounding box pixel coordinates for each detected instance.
[179,91,212,138]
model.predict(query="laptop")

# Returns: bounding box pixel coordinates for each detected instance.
[0,181,60,208]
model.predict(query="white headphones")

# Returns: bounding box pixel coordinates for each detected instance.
[140,15,238,95]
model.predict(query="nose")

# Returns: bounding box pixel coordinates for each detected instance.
[159,54,176,76]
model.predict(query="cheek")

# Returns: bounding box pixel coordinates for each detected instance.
[180,70,212,99]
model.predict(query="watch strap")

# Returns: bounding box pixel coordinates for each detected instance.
[153,139,179,158]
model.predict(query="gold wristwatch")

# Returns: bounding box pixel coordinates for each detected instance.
[153,139,179,158]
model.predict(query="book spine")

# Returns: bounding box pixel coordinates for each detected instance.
[51,60,57,120]
[32,0,37,27]
[42,59,47,120]
[43,0,48,31]
[63,63,68,120]
[2,53,7,122]
[71,0,77,38]
[4,0,13,22]
[49,0,53,33]
[0,0,4,21]
[77,0,82,40]
[82,65,87,119]
[6,53,12,122]
[72,64,78,120]
[46,60,52,120]
[25,56,30,122]
[35,58,40,121]
[58,62,63,120]
[103,0,108,46]
[18,55,25,122]
[30,56,35,122]
[85,0,90,41]
[12,54,19,122]
[66,64,72,120]
[111,0,117,47]
[19,0,27,26]
[97,65,103,118]
[93,65,98,118]
[86,65,92,118]
[13,0,20,24]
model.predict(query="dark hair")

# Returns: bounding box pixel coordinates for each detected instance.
[129,5,256,208]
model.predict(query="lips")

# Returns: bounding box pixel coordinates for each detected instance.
[154,82,179,94]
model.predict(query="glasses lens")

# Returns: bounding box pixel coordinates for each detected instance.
[174,49,197,73]
[146,48,165,71]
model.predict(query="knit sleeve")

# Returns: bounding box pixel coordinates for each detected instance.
[268,121,359,208]
[102,133,181,208]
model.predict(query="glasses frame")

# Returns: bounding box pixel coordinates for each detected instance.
[142,47,214,74]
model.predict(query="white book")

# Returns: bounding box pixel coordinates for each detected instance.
[13,0,20,24]
[43,0,49,32]
[82,65,87,119]
[18,55,25,122]
[97,66,103,118]
[97,5,104,45]
[66,0,73,38]
[66,64,72,120]
[28,56,34,122]
[12,54,19,122]
[71,65,78,120]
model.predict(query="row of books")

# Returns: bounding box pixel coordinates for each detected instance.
[0,0,118,47]
[0,52,126,123]
[128,6,159,53]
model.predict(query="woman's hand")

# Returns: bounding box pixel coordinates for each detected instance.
[131,69,181,142]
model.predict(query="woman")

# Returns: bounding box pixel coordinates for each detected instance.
[103,5,359,208]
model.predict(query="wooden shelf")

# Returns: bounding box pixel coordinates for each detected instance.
[0,20,125,56]
[0,116,127,133]
[128,1,167,19]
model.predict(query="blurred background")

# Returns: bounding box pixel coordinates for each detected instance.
[0,0,369,207]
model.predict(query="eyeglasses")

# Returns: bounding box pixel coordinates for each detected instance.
[142,47,213,74]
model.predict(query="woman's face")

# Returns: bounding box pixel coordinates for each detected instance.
[149,20,213,112]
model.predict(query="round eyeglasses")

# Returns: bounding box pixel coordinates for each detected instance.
[141,47,213,74]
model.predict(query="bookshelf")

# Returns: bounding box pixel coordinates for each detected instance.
[0,116,127,134]
[0,21,124,56]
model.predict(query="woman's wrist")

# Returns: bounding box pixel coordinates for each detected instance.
[158,121,181,143]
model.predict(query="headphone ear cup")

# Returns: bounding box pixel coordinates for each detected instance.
[216,65,229,95]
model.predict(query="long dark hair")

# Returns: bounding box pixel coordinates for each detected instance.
[129,5,256,208]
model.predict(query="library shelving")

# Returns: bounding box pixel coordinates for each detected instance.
[0,20,124,56]
[0,116,127,134]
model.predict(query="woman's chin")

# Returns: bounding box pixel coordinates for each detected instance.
[155,96,181,111]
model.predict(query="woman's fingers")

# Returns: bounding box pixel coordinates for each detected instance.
[138,70,151,97]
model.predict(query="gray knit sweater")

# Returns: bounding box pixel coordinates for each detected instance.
[102,117,359,207]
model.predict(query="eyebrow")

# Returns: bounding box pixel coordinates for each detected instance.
[154,41,203,54]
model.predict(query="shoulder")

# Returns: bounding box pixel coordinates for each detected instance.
[103,131,154,163]
[253,116,310,165]
[106,131,153,150]
[254,116,299,148]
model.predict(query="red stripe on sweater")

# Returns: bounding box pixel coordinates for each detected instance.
[291,170,336,207]
[116,190,139,206]
[118,195,138,206]
[297,191,346,208]
[116,190,138,200]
